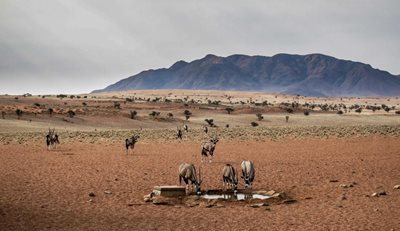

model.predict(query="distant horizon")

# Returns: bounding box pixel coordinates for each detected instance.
[1,0,399,95]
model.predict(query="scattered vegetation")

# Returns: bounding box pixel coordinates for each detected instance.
[15,109,23,120]
[149,111,160,118]
[205,118,215,127]
[183,110,192,120]
[256,113,264,121]
[251,121,259,127]
[225,107,234,114]
[114,102,121,109]
[130,110,137,119]
[67,110,75,118]
[48,108,54,117]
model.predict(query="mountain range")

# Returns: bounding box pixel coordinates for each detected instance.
[93,53,400,97]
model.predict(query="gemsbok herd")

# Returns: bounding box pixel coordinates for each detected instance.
[45,125,255,195]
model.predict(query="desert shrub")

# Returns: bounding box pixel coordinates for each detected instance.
[83,96,87,98]
[167,112,174,118]
[256,113,264,121]
[67,110,75,118]
[82,102,87,106]
[395,111,400,115]
[14,97,19,101]
[251,122,259,127]
[113,102,121,109]
[355,108,362,113]
[337,110,343,115]
[76,96,81,99]
[57,94,67,99]
[183,110,192,120]
[304,110,310,116]
[15,109,23,119]
[48,108,54,117]
[205,118,215,127]
[149,111,160,118]
[130,110,137,119]
[286,107,294,113]
[225,107,234,114]
[1,111,5,119]
[225,124,229,128]
[384,107,391,113]
[69,95,75,99]
[33,103,41,107]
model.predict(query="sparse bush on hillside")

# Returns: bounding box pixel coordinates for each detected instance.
[82,102,87,106]
[304,110,310,116]
[355,108,362,113]
[15,109,23,120]
[113,102,121,109]
[286,107,294,113]
[337,110,343,115]
[48,108,54,117]
[149,111,160,118]
[225,107,234,114]
[256,113,264,121]
[57,94,67,99]
[130,110,137,119]
[205,118,215,127]
[251,121,259,127]
[395,110,400,115]
[167,113,174,118]
[183,110,192,120]
[67,110,75,118]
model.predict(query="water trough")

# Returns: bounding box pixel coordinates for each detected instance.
[144,186,293,206]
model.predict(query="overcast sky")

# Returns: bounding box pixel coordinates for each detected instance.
[1,0,399,95]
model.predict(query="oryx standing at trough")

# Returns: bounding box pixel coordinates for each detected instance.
[125,134,140,154]
[46,128,60,150]
[201,135,219,163]
[222,164,238,193]
[179,163,202,195]
[241,160,255,188]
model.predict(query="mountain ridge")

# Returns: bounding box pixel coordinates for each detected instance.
[93,53,400,97]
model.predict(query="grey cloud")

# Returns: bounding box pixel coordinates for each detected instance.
[1,0,399,94]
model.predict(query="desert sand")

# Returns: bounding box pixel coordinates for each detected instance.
[0,90,399,230]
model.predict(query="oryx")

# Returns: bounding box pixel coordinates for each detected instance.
[125,134,139,154]
[176,127,183,140]
[201,135,219,163]
[46,128,60,150]
[222,164,238,193]
[203,126,208,134]
[179,163,202,195]
[241,160,255,188]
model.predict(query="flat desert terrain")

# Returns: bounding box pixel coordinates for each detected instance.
[0,90,399,230]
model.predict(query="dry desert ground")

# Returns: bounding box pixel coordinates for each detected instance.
[0,90,399,230]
